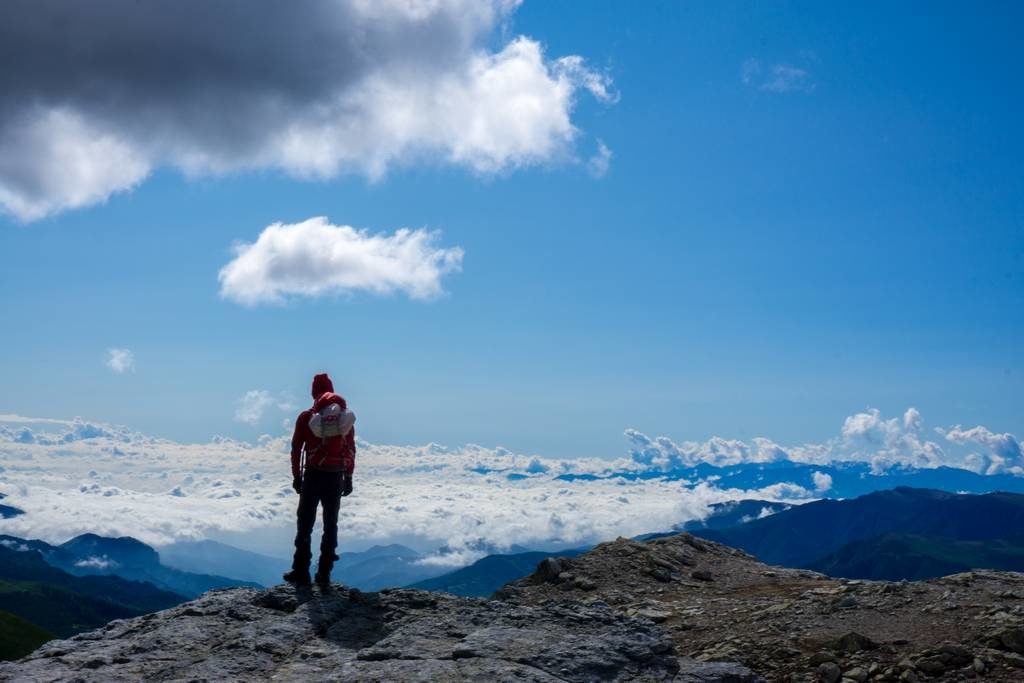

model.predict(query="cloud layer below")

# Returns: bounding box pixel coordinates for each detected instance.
[0,0,614,220]
[0,408,1019,565]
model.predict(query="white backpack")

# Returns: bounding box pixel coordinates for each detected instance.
[309,403,356,439]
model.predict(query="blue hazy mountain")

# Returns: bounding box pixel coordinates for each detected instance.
[556,461,1024,499]
[0,544,183,645]
[638,499,792,541]
[0,533,257,598]
[334,544,449,590]
[160,540,289,588]
[804,532,1024,581]
[407,548,587,597]
[696,487,1024,569]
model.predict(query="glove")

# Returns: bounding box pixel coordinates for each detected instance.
[292,476,302,494]
[341,474,353,497]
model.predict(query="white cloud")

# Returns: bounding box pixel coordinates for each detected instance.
[234,390,274,425]
[625,407,1019,475]
[742,57,815,93]
[760,64,814,93]
[0,408,1019,565]
[586,140,612,178]
[941,425,1023,474]
[0,1,615,221]
[105,348,135,374]
[218,217,464,305]
[75,556,118,570]
[0,416,818,559]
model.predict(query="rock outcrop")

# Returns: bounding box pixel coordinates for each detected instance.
[498,533,1024,681]
[0,582,752,682]
[3,532,1023,681]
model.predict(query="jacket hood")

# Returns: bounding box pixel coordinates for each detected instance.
[311,373,334,399]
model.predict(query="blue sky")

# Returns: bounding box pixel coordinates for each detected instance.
[1,1,1021,459]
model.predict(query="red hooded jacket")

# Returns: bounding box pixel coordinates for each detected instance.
[291,374,356,479]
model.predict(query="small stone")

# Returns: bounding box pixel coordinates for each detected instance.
[972,657,985,673]
[649,567,672,583]
[899,670,918,683]
[534,557,565,583]
[830,632,879,654]
[844,666,868,682]
[691,570,713,582]
[817,661,841,683]
[809,651,837,666]
[915,657,944,675]
[574,576,596,591]
[997,627,1024,654]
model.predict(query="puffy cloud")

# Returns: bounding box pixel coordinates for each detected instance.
[106,348,135,374]
[626,407,1019,476]
[941,425,1023,474]
[234,391,275,425]
[812,471,833,492]
[0,0,614,221]
[219,217,463,305]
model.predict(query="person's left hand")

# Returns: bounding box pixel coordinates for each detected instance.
[341,474,353,497]
[292,476,302,494]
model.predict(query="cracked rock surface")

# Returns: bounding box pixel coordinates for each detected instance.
[0,582,748,682]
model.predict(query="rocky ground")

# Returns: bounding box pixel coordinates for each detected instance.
[497,534,1024,682]
[2,533,1022,682]
[0,581,753,681]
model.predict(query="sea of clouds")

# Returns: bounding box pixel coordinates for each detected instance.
[0,408,1020,566]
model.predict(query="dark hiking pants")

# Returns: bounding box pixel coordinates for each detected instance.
[292,468,343,574]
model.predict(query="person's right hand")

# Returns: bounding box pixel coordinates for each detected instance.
[292,476,302,494]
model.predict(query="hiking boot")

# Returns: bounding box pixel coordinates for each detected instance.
[314,569,331,588]
[283,569,311,586]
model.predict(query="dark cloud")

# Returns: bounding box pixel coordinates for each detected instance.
[0,0,612,220]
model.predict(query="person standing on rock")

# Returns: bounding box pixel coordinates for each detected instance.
[283,372,356,588]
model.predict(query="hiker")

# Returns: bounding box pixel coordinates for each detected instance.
[283,372,356,588]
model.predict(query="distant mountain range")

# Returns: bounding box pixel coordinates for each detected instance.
[409,488,1024,596]
[556,461,1024,499]
[1,533,258,599]
[695,487,1024,580]
[408,548,586,597]
[160,539,289,588]
[638,499,791,541]
[804,532,1024,581]
[0,543,183,652]
[161,540,454,591]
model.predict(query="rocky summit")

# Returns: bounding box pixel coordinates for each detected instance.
[498,534,1024,682]
[2,534,1024,682]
